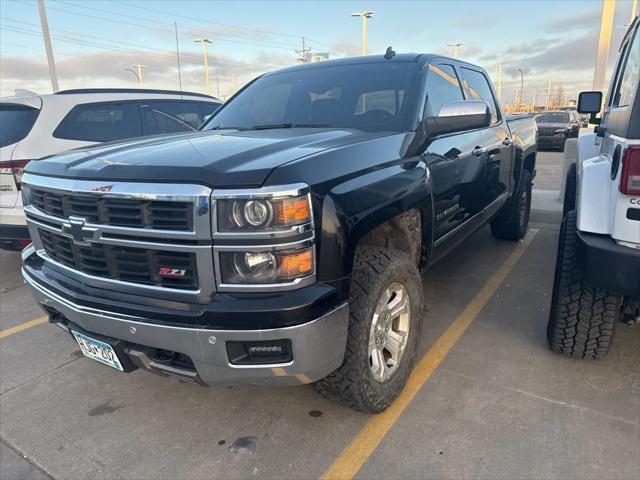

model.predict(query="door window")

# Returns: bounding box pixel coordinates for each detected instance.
[0,104,40,147]
[424,64,465,117]
[142,101,203,134]
[614,27,640,107]
[461,68,499,124]
[53,102,142,142]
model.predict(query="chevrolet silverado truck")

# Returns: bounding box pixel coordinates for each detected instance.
[21,53,537,413]
[547,16,640,358]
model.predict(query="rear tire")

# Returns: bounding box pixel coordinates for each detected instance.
[491,170,532,241]
[562,163,577,216]
[313,247,423,413]
[546,211,621,359]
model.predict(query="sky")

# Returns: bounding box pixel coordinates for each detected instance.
[0,0,637,104]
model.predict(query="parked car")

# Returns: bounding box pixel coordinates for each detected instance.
[534,110,581,151]
[20,53,537,413]
[547,15,639,358]
[0,88,221,250]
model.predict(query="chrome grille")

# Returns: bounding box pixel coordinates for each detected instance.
[39,229,198,290]
[22,173,215,302]
[30,189,193,231]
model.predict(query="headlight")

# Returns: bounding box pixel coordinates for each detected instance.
[217,195,311,232]
[219,247,313,284]
[212,184,315,290]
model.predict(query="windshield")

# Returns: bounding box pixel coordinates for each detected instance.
[0,104,40,147]
[204,62,415,132]
[535,112,569,124]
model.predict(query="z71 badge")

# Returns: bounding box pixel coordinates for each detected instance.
[158,268,187,278]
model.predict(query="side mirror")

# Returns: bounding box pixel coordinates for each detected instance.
[403,101,492,157]
[577,91,602,114]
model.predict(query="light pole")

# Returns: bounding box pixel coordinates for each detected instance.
[37,0,59,92]
[194,38,213,95]
[496,64,504,104]
[351,11,374,55]
[593,0,616,92]
[517,68,524,110]
[447,42,463,59]
[546,78,552,110]
[125,64,147,88]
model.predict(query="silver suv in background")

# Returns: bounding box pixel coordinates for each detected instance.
[0,88,221,250]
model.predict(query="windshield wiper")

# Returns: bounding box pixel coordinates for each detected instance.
[208,126,248,131]
[250,123,332,130]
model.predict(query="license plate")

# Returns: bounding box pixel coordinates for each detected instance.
[72,331,124,371]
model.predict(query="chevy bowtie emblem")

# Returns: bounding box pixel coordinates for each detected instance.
[61,216,93,245]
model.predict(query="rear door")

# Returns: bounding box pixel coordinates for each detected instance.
[459,66,513,208]
[0,102,41,208]
[422,62,489,241]
[601,18,640,245]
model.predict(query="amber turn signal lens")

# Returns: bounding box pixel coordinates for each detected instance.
[273,197,310,226]
[278,249,313,279]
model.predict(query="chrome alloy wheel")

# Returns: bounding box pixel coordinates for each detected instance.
[367,282,411,383]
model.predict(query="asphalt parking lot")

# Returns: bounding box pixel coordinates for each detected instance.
[1,151,639,480]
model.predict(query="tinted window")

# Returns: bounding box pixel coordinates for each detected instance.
[356,89,405,116]
[0,104,40,147]
[53,102,142,142]
[205,62,415,132]
[461,67,499,123]
[535,112,569,123]
[199,101,221,122]
[141,101,201,134]
[616,28,639,107]
[424,64,464,117]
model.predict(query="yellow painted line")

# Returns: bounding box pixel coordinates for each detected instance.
[295,373,312,384]
[271,367,287,376]
[0,316,48,339]
[321,229,539,480]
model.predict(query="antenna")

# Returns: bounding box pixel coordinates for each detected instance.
[175,22,183,98]
[384,46,396,59]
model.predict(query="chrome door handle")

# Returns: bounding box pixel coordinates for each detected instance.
[503,138,513,146]
[472,146,487,156]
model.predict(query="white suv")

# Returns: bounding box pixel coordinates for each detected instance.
[547,15,639,358]
[0,88,221,250]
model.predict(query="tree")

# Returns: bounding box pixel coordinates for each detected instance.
[549,85,566,109]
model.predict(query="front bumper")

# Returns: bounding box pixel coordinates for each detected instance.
[576,231,640,297]
[22,247,349,387]
[537,136,566,149]
[0,224,31,250]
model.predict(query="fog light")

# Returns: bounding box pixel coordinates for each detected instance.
[227,339,292,365]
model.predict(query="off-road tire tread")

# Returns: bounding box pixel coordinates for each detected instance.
[313,247,423,413]
[546,211,620,359]
[562,163,577,216]
[491,170,532,241]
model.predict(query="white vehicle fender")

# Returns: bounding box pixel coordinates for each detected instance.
[577,154,612,234]
[576,131,599,165]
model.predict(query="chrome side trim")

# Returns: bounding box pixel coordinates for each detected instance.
[434,193,508,247]
[211,183,309,200]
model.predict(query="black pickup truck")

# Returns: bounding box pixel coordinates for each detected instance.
[21,54,537,412]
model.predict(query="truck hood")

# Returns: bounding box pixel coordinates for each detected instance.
[536,122,569,130]
[26,128,387,188]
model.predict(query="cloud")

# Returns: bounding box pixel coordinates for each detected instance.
[546,8,600,31]
[0,48,295,97]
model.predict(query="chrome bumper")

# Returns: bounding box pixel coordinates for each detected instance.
[23,265,349,386]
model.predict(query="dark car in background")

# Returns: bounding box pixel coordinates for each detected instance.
[534,110,581,151]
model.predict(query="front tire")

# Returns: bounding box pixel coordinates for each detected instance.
[562,163,576,216]
[546,211,621,359]
[491,170,532,241]
[313,247,423,413]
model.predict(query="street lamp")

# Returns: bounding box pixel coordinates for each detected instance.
[447,42,462,58]
[125,64,147,88]
[194,38,213,95]
[517,68,524,110]
[351,11,374,55]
